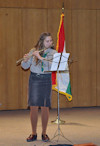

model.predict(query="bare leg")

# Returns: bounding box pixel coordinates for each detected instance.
[41,107,49,135]
[30,106,38,135]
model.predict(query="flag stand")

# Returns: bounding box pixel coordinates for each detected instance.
[51,69,65,125]
[51,70,73,145]
[50,53,73,145]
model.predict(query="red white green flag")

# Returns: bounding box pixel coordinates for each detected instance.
[52,13,72,101]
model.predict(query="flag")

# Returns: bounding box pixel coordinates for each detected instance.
[52,13,72,101]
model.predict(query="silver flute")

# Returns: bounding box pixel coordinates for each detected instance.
[16,48,46,65]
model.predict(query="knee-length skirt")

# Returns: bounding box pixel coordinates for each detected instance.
[28,72,52,107]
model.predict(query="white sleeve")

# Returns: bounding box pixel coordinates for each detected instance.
[21,49,34,70]
[21,58,32,70]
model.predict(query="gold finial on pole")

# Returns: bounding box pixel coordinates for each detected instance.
[62,2,64,13]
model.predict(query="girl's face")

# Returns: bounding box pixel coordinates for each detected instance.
[43,36,53,49]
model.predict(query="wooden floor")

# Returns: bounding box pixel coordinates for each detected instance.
[0,107,100,146]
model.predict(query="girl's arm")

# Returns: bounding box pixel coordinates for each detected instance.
[21,53,32,70]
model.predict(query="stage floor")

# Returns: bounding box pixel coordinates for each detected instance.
[0,107,100,146]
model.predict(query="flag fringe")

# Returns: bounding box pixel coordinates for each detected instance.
[52,85,72,101]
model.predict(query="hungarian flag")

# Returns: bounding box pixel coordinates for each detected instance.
[52,13,72,101]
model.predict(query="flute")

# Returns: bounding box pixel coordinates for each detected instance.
[16,48,46,65]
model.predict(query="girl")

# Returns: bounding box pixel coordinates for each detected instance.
[21,32,56,142]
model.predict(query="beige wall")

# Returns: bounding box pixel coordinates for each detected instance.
[0,0,100,110]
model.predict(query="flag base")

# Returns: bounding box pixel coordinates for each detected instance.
[51,116,65,124]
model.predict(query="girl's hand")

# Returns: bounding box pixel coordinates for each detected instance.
[33,51,43,60]
[23,54,30,62]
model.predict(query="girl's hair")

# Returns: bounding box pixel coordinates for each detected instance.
[34,32,54,64]
[35,32,54,50]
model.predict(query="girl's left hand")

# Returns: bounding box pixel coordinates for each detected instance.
[33,51,43,60]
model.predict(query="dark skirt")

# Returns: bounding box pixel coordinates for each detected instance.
[28,72,52,107]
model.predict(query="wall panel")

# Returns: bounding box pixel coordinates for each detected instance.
[71,0,100,9]
[72,10,96,107]
[0,8,23,110]
[0,0,100,10]
[0,0,47,8]
[47,0,71,9]
[0,9,8,109]
[97,10,100,106]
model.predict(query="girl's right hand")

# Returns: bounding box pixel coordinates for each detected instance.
[23,54,29,62]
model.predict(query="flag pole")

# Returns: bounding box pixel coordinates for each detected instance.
[51,2,65,125]
[62,2,64,14]
[50,3,73,144]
